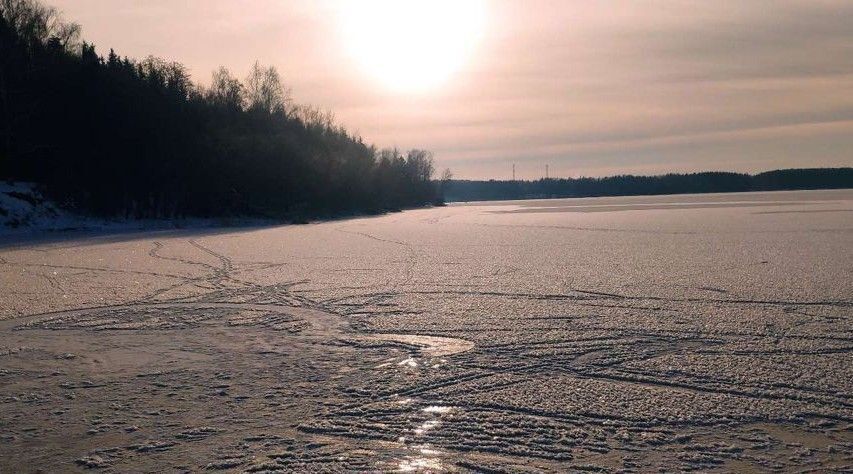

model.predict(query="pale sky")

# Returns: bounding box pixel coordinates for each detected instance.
[52,0,853,179]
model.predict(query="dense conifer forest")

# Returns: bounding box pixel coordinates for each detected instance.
[0,0,441,219]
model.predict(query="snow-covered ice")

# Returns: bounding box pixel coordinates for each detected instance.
[0,189,851,472]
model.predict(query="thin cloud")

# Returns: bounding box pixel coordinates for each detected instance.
[50,0,853,178]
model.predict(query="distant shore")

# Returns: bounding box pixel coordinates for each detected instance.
[444,167,853,203]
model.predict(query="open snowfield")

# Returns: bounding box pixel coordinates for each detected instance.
[1,189,851,472]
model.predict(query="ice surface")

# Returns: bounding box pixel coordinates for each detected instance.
[0,189,851,472]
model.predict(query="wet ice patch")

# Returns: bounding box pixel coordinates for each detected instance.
[367,334,474,357]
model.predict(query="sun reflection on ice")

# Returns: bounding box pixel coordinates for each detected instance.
[399,455,443,472]
[422,405,454,414]
[414,419,440,435]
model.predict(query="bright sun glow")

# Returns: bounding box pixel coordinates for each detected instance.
[338,0,487,93]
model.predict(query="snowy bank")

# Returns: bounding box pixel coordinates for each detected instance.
[0,181,274,237]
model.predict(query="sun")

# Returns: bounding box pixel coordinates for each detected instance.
[338,0,487,93]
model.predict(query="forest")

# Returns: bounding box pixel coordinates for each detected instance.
[444,168,853,202]
[0,0,441,219]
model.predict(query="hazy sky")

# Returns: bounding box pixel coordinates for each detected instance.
[52,0,853,179]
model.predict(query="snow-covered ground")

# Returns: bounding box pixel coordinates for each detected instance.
[0,181,76,231]
[0,181,273,237]
[1,189,851,472]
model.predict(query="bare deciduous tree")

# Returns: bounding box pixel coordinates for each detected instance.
[208,67,243,110]
[293,104,336,130]
[405,149,435,182]
[245,61,291,115]
[0,0,79,51]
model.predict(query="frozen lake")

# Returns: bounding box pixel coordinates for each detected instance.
[1,189,851,472]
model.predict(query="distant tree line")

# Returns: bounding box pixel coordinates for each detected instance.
[0,0,441,219]
[445,168,853,202]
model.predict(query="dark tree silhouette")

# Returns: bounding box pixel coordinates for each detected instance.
[208,67,244,111]
[444,169,853,202]
[0,0,441,219]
